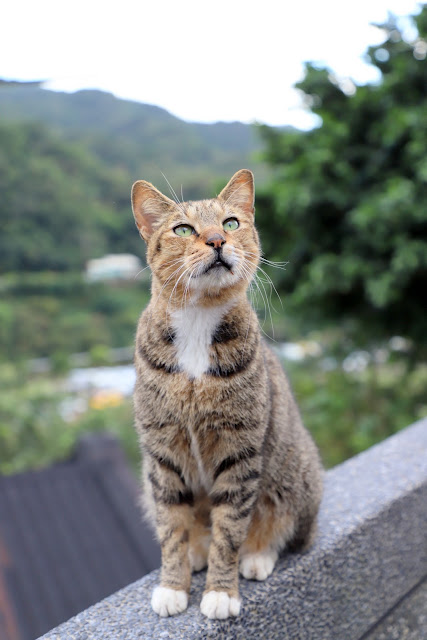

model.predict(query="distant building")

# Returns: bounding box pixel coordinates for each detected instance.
[0,434,160,640]
[85,254,143,281]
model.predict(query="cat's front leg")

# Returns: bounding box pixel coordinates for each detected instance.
[148,459,193,617]
[201,461,261,619]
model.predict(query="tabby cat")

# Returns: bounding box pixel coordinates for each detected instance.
[131,169,323,620]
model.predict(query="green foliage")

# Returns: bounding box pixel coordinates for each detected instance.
[1,349,425,475]
[0,273,150,360]
[89,344,113,366]
[0,374,72,474]
[0,88,268,273]
[257,7,427,351]
[287,355,427,468]
[0,87,261,180]
[50,351,71,374]
[0,121,132,271]
[0,85,267,275]
[0,369,139,475]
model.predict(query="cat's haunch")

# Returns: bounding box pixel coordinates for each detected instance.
[132,169,323,620]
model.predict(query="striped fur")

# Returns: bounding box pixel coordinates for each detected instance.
[132,170,323,619]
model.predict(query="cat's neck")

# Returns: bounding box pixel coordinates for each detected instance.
[146,290,252,379]
[170,299,237,378]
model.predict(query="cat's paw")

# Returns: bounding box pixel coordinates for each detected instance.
[239,549,278,581]
[151,586,188,617]
[200,590,241,619]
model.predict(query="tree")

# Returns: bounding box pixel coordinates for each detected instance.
[257,6,427,350]
[0,121,134,271]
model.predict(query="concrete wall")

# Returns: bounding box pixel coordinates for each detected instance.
[39,417,427,640]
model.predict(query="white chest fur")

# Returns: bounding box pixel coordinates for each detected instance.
[171,302,231,379]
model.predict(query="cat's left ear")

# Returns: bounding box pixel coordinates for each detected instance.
[131,180,176,242]
[218,169,255,217]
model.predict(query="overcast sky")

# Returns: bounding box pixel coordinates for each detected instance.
[1,0,422,128]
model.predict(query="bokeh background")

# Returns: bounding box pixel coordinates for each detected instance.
[0,1,426,475]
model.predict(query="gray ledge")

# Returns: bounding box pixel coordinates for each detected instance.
[39,418,427,640]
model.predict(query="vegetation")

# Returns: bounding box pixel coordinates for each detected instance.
[288,346,427,468]
[1,343,425,474]
[0,7,426,476]
[0,119,151,271]
[0,86,268,272]
[0,272,150,360]
[257,7,427,353]
[0,83,267,201]
[0,364,139,475]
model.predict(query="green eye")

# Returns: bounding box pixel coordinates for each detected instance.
[174,225,194,237]
[223,218,239,231]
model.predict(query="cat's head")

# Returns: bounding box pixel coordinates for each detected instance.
[131,169,259,303]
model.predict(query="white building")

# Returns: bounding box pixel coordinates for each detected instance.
[85,254,143,281]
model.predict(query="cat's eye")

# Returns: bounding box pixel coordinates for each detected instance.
[223,218,239,231]
[174,225,194,237]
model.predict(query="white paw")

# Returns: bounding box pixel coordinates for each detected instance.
[239,549,278,581]
[200,590,241,619]
[151,586,188,617]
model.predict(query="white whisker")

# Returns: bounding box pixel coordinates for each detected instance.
[153,261,187,309]
[238,259,277,341]
[133,264,151,279]
[160,172,186,214]
[166,264,194,319]
[256,265,283,313]
[244,250,289,271]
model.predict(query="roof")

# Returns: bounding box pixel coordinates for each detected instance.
[0,434,160,640]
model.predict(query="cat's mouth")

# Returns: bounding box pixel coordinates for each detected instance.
[204,256,233,274]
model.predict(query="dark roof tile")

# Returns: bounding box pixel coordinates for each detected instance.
[0,434,160,640]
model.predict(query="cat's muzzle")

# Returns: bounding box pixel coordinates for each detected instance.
[204,247,233,274]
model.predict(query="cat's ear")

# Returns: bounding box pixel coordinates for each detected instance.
[218,169,255,216]
[131,181,176,242]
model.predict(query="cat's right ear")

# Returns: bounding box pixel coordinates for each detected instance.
[131,181,176,242]
[218,169,255,217]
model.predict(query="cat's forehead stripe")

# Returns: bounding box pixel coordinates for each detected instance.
[185,199,224,223]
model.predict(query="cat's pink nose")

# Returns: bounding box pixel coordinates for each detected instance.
[206,233,226,249]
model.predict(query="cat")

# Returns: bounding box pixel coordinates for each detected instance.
[131,169,323,620]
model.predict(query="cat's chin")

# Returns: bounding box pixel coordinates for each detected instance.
[189,267,240,293]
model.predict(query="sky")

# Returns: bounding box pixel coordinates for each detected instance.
[0,0,422,129]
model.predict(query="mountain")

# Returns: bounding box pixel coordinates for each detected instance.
[0,85,268,197]
[0,82,275,272]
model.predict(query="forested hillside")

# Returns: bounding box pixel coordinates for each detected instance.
[0,84,270,272]
[0,84,267,196]
[0,120,140,270]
